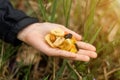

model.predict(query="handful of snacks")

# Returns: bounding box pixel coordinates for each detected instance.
[45,28,79,53]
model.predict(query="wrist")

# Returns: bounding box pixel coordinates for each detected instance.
[17,23,40,42]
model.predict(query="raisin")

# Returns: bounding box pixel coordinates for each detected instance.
[74,43,79,51]
[64,33,73,39]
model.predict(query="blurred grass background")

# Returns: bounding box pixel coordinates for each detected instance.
[0,0,120,80]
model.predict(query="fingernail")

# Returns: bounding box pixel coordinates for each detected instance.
[93,52,97,58]
[91,46,96,51]
[84,56,90,62]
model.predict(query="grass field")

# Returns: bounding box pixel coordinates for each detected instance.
[0,0,120,80]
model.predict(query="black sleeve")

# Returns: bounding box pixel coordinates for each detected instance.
[0,0,39,46]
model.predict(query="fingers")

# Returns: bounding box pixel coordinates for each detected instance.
[25,31,97,62]
[77,49,97,58]
[76,41,96,51]
[30,38,96,62]
[44,48,97,62]
[46,48,91,62]
[65,49,97,61]
[69,54,90,62]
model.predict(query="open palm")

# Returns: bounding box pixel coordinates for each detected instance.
[17,22,97,62]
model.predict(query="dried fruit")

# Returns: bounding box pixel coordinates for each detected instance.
[51,28,64,36]
[64,33,73,39]
[53,37,65,47]
[74,43,79,51]
[45,34,55,48]
[50,34,56,42]
[59,39,73,51]
[45,28,79,53]
[70,45,78,53]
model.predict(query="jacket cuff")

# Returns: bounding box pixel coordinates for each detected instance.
[5,17,39,46]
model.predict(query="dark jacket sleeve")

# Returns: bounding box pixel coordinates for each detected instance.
[0,0,39,46]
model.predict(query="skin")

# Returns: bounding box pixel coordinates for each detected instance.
[17,22,97,62]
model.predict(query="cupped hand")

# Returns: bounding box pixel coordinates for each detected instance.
[17,22,97,62]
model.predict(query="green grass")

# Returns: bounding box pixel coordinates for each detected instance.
[83,0,98,41]
[63,0,72,27]
[38,0,47,21]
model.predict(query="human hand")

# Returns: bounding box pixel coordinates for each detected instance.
[17,22,97,62]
